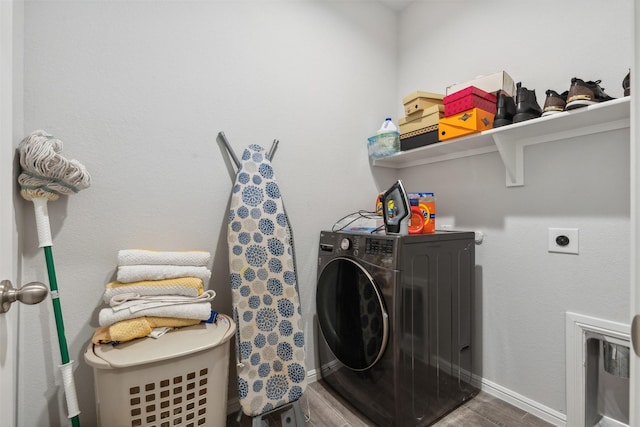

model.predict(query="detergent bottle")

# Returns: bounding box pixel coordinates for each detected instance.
[377,117,398,134]
[368,118,400,159]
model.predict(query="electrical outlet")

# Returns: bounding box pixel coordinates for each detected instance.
[548,228,579,254]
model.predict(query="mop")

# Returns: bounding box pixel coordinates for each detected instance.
[18,130,91,427]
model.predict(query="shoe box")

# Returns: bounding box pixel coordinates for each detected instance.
[399,104,444,135]
[438,108,494,141]
[446,70,516,97]
[398,91,445,150]
[402,91,444,116]
[398,78,506,148]
[400,125,439,151]
[443,86,496,117]
[436,86,497,141]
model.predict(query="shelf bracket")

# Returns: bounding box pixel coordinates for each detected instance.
[493,134,524,187]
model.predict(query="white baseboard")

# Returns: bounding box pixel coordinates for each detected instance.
[227,368,566,427]
[306,368,318,383]
[473,376,567,426]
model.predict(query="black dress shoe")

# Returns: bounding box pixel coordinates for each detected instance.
[513,82,542,123]
[623,71,630,97]
[493,92,516,128]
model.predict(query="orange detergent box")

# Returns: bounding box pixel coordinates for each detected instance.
[443,86,497,117]
[402,91,444,116]
[438,108,494,141]
[408,192,436,234]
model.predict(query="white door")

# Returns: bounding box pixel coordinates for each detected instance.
[632,3,640,425]
[1,1,20,425]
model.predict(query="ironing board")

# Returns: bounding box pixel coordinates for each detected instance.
[227,144,307,424]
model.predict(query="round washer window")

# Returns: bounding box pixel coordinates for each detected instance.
[316,257,388,371]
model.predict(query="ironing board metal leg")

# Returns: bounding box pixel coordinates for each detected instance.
[293,400,306,425]
[266,139,279,161]
[251,415,269,427]
[217,131,241,169]
[280,400,305,426]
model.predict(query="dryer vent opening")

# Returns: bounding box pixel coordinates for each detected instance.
[584,333,629,427]
[566,312,631,427]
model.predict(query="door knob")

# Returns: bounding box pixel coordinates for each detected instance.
[0,280,48,313]
[633,314,640,357]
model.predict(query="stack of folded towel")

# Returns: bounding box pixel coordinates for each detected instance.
[92,249,216,345]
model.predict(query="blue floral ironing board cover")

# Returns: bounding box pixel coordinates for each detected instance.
[227,144,307,417]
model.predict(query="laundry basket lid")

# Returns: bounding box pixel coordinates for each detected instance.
[85,315,235,369]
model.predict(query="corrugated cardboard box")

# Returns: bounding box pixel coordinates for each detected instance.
[443,86,497,117]
[446,71,515,97]
[399,105,444,135]
[402,91,444,116]
[438,108,494,141]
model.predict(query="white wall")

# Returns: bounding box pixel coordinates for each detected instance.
[391,0,633,420]
[17,0,635,425]
[18,1,397,425]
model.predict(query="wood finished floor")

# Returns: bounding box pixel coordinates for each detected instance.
[226,380,554,427]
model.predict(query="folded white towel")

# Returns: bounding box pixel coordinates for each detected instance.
[116,265,211,284]
[109,290,216,313]
[98,301,213,327]
[118,249,211,267]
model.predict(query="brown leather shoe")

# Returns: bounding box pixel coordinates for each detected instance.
[542,90,568,116]
[565,77,615,110]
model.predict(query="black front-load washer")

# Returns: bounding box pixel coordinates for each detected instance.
[315,230,479,426]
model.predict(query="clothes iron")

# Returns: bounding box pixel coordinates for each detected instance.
[382,180,410,235]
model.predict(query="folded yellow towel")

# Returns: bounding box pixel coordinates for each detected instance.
[92,316,202,344]
[103,277,204,303]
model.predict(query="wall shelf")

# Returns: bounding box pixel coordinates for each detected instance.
[373,97,631,187]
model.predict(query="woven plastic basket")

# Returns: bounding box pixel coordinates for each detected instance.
[84,316,235,427]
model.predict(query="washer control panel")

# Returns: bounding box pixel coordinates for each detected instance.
[365,238,394,255]
[318,231,397,270]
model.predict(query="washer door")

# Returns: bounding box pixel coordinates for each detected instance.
[316,257,389,371]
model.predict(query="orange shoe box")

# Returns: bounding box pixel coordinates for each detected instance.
[438,108,494,141]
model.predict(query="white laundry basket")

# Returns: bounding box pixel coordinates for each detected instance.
[84,315,235,427]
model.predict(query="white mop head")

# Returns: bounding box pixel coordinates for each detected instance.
[18,130,91,201]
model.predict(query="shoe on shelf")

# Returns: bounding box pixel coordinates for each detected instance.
[623,70,630,97]
[493,92,516,128]
[565,77,615,110]
[541,89,568,117]
[512,82,542,123]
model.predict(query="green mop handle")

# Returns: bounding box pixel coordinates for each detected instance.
[33,198,81,427]
[44,248,80,427]
[44,247,71,363]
